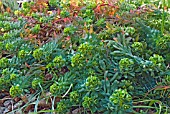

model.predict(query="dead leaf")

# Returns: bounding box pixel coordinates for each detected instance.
[89,25,93,34]
[53,31,57,38]
[25,62,30,69]
[21,95,28,103]
[13,97,21,102]
[113,37,118,42]
[6,7,11,13]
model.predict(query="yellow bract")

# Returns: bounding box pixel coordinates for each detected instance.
[1,28,4,32]
[68,0,104,6]
[47,11,53,15]
[42,3,48,8]
[0,2,2,7]
[14,10,21,16]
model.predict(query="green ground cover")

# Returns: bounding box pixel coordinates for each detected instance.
[0,0,170,113]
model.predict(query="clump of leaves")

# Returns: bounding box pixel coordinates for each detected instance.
[0,0,170,114]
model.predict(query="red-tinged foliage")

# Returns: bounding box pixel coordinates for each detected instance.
[94,3,119,17]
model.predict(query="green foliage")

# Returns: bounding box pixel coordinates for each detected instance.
[49,0,60,7]
[2,0,19,11]
[0,0,170,113]
[60,9,70,18]
[31,24,41,34]
[32,78,42,89]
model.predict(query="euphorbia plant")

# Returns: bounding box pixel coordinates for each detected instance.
[109,88,133,113]
[0,0,170,113]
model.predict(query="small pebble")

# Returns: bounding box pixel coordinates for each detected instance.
[0,107,5,114]
[3,100,11,107]
[13,101,23,109]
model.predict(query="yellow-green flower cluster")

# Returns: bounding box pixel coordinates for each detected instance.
[32,78,42,89]
[14,10,21,16]
[63,26,75,36]
[9,85,22,97]
[56,101,67,113]
[78,43,93,55]
[18,50,27,58]
[131,42,143,53]
[71,53,84,67]
[5,43,14,51]
[60,9,70,18]
[109,89,132,110]
[149,54,164,67]
[120,80,134,91]
[3,33,10,39]
[119,58,134,71]
[82,96,97,108]
[85,76,101,90]
[0,78,5,85]
[50,83,62,95]
[53,56,65,68]
[2,68,10,76]
[156,35,170,50]
[0,57,9,68]
[10,73,17,80]
[70,91,79,103]
[31,24,41,34]
[33,48,43,60]
[3,23,11,31]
